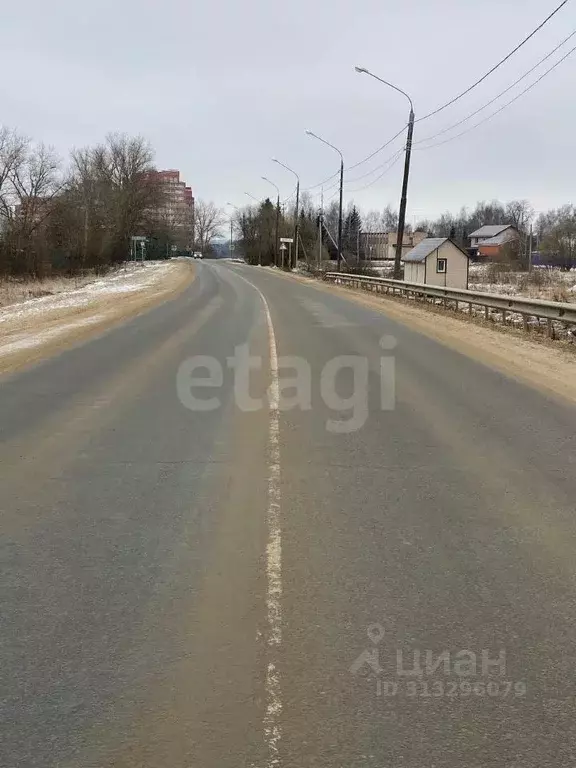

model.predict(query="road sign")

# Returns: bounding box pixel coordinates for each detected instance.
[280,243,288,251]
[280,237,294,244]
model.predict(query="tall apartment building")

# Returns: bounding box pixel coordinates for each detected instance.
[155,170,195,250]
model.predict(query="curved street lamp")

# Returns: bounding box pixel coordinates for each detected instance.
[305,131,344,271]
[355,66,415,279]
[272,158,300,270]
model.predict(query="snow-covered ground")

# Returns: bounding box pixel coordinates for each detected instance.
[468,264,576,303]
[308,261,576,301]
[0,263,174,326]
[0,262,179,364]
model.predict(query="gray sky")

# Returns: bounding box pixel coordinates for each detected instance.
[3,0,575,220]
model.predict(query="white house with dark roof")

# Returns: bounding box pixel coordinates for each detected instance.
[402,238,469,289]
[469,224,520,259]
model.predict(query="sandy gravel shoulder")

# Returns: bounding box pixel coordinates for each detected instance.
[275,269,576,407]
[0,261,194,376]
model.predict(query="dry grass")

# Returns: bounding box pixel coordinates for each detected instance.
[0,273,101,309]
[0,263,194,376]
[469,264,576,303]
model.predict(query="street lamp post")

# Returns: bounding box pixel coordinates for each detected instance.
[272,158,300,270]
[262,177,280,267]
[306,131,344,272]
[355,67,415,280]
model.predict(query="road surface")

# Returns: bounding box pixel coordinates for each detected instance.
[2,261,576,767]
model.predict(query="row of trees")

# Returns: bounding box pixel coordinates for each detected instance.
[0,126,225,279]
[234,192,368,267]
[234,194,576,269]
[408,199,575,269]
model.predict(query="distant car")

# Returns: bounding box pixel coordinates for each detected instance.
[192,252,203,259]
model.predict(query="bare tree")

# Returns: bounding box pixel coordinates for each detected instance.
[10,143,62,217]
[0,128,27,216]
[505,199,534,234]
[97,134,160,262]
[541,205,576,268]
[414,219,434,234]
[67,134,161,267]
[363,210,383,232]
[0,140,62,276]
[363,205,398,233]
[194,200,224,253]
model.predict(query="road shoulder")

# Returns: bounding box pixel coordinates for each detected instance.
[0,261,194,376]
[262,268,576,407]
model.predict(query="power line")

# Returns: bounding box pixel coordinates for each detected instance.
[303,170,339,191]
[302,1,569,196]
[318,150,402,194]
[347,153,403,193]
[416,41,576,150]
[345,150,404,183]
[347,123,408,170]
[303,123,407,193]
[414,28,576,145]
[326,186,341,202]
[417,0,571,122]
[307,174,341,198]
[282,186,297,205]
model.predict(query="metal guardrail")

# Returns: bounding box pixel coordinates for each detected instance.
[324,273,576,336]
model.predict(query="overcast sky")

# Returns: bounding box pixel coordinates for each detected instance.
[3,0,575,220]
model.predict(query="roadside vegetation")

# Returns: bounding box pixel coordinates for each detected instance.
[236,196,576,279]
[0,126,224,287]
[469,263,576,303]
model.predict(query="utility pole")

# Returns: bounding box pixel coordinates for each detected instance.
[528,224,533,271]
[294,179,300,269]
[272,159,300,269]
[318,187,324,269]
[275,196,280,267]
[354,67,415,280]
[305,131,344,272]
[337,157,344,272]
[394,109,414,279]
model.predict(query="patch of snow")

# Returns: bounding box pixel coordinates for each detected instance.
[0,262,172,326]
[0,315,106,355]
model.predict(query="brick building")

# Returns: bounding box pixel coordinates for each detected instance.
[154,170,195,250]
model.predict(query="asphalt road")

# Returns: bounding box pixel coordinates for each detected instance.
[2,260,576,767]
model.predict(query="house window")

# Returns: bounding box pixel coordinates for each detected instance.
[436,258,447,273]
